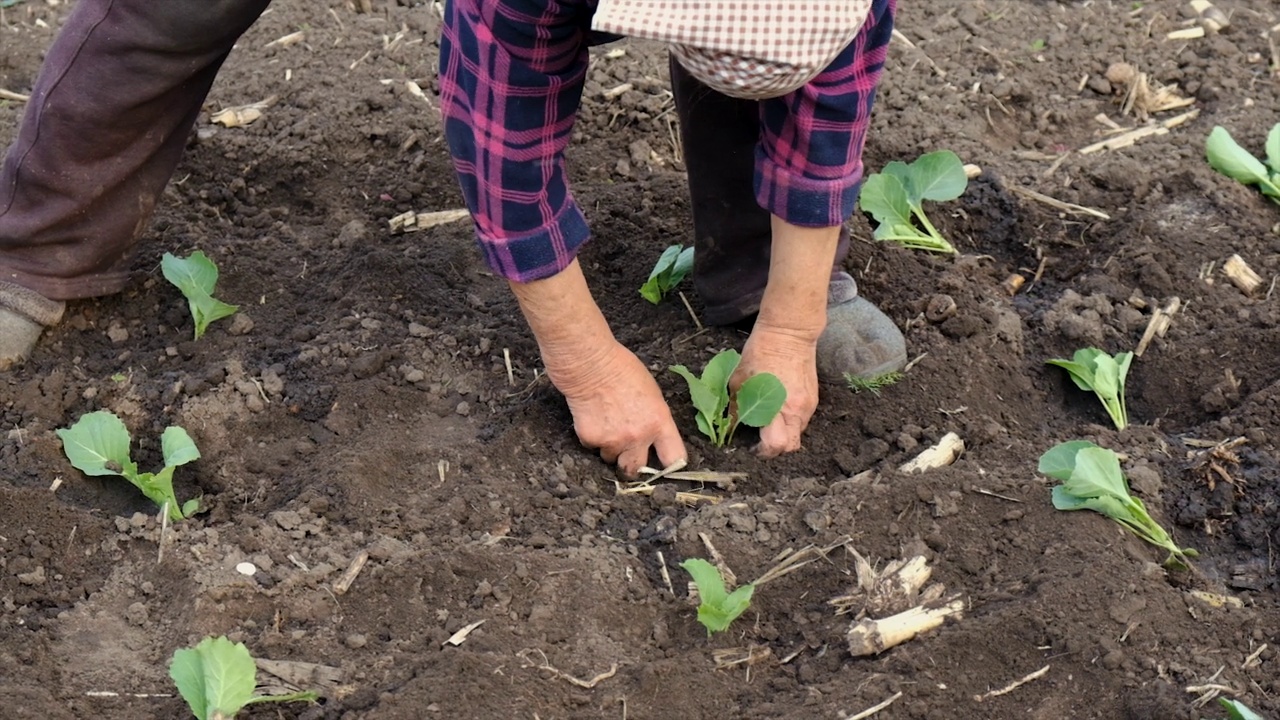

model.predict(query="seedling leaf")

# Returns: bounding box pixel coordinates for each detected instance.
[859,172,915,229]
[161,251,239,340]
[162,426,202,467]
[681,558,755,635]
[1206,126,1280,202]
[170,636,318,720]
[170,636,257,720]
[735,373,786,427]
[910,150,968,202]
[670,349,785,448]
[1219,698,1266,720]
[859,151,965,254]
[1037,439,1094,482]
[1046,348,1132,430]
[55,410,131,476]
[639,245,695,304]
[1040,441,1196,567]
[1267,124,1280,175]
[57,411,200,521]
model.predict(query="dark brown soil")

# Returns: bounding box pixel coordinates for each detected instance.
[3,1,1278,718]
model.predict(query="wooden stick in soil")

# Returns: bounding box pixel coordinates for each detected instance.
[841,691,904,720]
[678,291,703,331]
[846,596,965,657]
[1006,184,1110,220]
[973,664,1051,702]
[1135,296,1181,356]
[332,550,369,595]
[0,88,29,103]
[1222,254,1262,294]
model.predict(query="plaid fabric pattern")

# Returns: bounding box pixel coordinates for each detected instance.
[594,0,874,99]
[439,0,894,283]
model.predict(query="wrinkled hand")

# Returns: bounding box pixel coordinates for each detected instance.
[731,324,820,458]
[545,339,687,477]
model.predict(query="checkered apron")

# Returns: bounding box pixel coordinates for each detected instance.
[592,0,874,100]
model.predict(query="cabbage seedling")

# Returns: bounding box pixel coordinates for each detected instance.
[56,410,200,521]
[1039,440,1197,567]
[670,349,786,447]
[162,251,239,340]
[1205,124,1280,205]
[640,244,694,304]
[681,558,754,636]
[858,150,968,253]
[1217,698,1265,720]
[170,636,318,719]
[1046,347,1133,430]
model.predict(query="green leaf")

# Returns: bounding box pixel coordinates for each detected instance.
[670,246,695,284]
[647,245,682,281]
[182,498,202,518]
[681,558,754,635]
[1037,440,1096,482]
[1219,698,1266,720]
[56,411,132,477]
[161,251,239,340]
[670,365,721,422]
[639,277,663,304]
[169,636,258,720]
[1045,358,1095,392]
[881,160,915,202]
[1090,352,1120,401]
[1061,446,1129,500]
[909,150,968,203]
[859,172,915,230]
[1266,124,1280,176]
[1207,127,1274,187]
[701,349,740,417]
[136,467,187,521]
[735,373,787,428]
[162,426,201,467]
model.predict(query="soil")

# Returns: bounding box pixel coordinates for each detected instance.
[3,1,1279,718]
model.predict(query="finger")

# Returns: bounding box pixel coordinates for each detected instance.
[756,416,802,459]
[653,424,688,469]
[615,444,651,479]
[597,443,621,465]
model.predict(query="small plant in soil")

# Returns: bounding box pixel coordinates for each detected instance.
[1046,347,1133,430]
[1205,124,1280,205]
[858,149,968,253]
[1039,440,1197,568]
[170,636,318,719]
[56,410,201,521]
[681,558,754,636]
[162,250,239,340]
[1216,698,1265,720]
[845,370,903,396]
[670,349,786,448]
[639,244,694,304]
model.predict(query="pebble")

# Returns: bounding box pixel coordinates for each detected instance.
[107,324,129,344]
[455,401,471,416]
[227,313,255,336]
[345,633,368,649]
[235,562,257,576]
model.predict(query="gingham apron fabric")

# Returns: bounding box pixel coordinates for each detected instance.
[592,0,874,100]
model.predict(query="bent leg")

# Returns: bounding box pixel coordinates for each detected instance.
[0,0,272,300]
[669,57,855,327]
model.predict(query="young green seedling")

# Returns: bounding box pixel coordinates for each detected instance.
[1039,440,1197,568]
[170,636,318,720]
[1205,124,1280,205]
[1046,347,1133,430]
[1217,698,1265,720]
[858,149,968,253]
[162,251,239,340]
[681,558,754,636]
[640,244,694,304]
[56,410,200,521]
[670,349,786,447]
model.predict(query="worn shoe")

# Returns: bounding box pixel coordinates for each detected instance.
[0,281,65,371]
[816,296,907,383]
